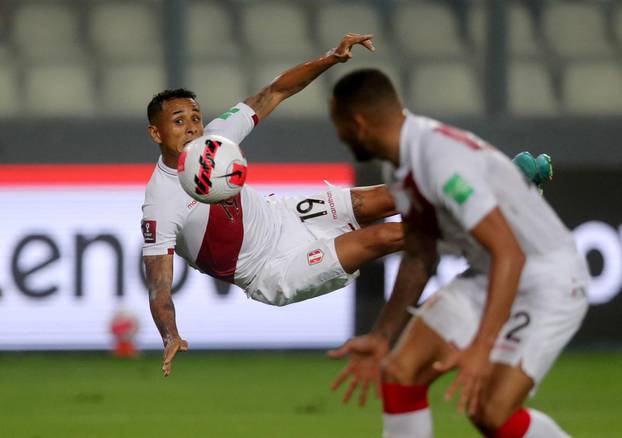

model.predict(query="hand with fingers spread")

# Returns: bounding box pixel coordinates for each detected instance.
[328,33,376,63]
[161,335,189,377]
[433,342,492,416]
[327,333,389,406]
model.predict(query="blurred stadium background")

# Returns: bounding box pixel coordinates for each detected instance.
[0,0,621,437]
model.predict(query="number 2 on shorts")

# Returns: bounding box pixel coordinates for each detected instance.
[505,311,531,343]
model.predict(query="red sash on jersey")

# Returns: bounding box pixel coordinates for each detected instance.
[195,194,243,283]
[403,172,441,238]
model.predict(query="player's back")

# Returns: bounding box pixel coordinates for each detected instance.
[484,148,574,256]
[403,115,577,276]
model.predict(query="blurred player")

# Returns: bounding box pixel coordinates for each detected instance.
[328,69,588,438]
[141,34,407,377]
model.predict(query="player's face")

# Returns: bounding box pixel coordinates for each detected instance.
[330,100,375,162]
[153,98,204,155]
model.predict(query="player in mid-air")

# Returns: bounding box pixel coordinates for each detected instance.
[327,69,587,438]
[141,34,410,377]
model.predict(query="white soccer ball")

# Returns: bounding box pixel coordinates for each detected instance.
[177,134,248,203]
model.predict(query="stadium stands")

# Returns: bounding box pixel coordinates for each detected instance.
[101,62,165,115]
[508,60,558,116]
[187,1,240,60]
[409,61,483,116]
[23,64,96,116]
[189,61,248,116]
[0,0,620,117]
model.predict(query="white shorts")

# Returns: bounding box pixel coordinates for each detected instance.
[247,186,361,306]
[416,247,589,387]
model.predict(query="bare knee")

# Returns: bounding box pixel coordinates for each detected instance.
[381,352,417,386]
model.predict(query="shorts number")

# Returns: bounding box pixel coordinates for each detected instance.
[505,311,531,343]
[296,198,327,222]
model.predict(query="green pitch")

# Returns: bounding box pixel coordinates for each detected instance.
[0,350,620,437]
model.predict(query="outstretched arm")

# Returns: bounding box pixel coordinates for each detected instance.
[144,254,188,376]
[244,33,375,121]
[328,222,437,405]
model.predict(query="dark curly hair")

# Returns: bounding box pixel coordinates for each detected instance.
[147,88,197,123]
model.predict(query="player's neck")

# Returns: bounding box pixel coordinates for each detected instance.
[378,112,405,167]
[161,150,179,170]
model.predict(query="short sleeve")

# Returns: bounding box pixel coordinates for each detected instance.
[141,202,180,256]
[204,102,258,145]
[419,131,498,231]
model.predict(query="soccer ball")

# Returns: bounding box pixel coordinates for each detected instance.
[177,134,248,203]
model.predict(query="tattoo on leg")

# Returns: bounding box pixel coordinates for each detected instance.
[351,190,366,224]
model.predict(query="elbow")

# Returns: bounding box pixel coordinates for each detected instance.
[513,246,526,271]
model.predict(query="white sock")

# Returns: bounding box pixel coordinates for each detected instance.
[383,408,433,438]
[524,409,571,438]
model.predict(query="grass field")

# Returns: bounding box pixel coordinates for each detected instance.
[0,350,620,437]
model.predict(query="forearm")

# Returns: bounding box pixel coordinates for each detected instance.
[245,53,339,119]
[275,54,339,99]
[149,289,181,344]
[372,253,434,343]
[143,255,178,345]
[474,251,525,348]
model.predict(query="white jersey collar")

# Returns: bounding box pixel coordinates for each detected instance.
[157,156,178,176]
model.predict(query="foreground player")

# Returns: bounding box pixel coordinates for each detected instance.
[328,69,588,437]
[141,34,406,377]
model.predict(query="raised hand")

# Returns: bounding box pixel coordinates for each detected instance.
[327,333,389,406]
[329,33,376,62]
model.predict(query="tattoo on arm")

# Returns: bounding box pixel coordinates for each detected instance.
[144,255,179,343]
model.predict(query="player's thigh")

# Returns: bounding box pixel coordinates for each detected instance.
[383,316,457,386]
[286,187,360,239]
[248,237,357,306]
[334,222,403,274]
[349,185,396,225]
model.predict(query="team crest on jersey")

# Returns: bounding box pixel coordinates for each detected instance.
[307,249,324,265]
[141,220,156,243]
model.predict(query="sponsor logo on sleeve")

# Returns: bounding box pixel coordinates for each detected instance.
[443,173,474,205]
[307,249,324,265]
[141,220,156,243]
[217,107,240,120]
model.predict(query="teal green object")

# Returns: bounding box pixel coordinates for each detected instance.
[512,151,553,189]
[512,151,537,182]
[534,153,553,185]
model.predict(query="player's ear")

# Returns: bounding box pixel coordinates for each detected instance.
[352,112,367,131]
[148,124,163,145]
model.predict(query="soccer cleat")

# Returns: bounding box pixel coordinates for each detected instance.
[512,151,553,193]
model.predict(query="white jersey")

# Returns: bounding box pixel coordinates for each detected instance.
[141,103,280,289]
[387,112,577,284]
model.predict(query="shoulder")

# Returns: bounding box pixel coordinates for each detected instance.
[142,166,191,217]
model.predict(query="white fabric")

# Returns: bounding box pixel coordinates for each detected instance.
[387,111,578,284]
[383,409,433,438]
[247,187,360,306]
[416,245,589,386]
[524,409,571,438]
[141,102,279,288]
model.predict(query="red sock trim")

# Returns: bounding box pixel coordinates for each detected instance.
[491,408,531,438]
[382,382,429,414]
